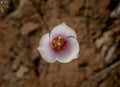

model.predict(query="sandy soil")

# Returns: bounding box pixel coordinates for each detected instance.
[0,0,120,87]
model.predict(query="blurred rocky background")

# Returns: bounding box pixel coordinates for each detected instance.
[0,0,120,87]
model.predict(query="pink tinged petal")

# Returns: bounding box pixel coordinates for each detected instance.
[39,33,51,47]
[37,47,56,63]
[38,33,56,63]
[50,23,77,39]
[55,37,80,63]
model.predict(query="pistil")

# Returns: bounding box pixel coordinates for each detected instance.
[52,36,66,52]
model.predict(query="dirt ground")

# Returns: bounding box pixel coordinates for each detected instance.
[0,0,120,87]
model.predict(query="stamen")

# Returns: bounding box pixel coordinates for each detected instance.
[52,36,66,52]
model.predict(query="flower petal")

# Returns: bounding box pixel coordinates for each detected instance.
[50,23,77,39]
[38,33,56,63]
[55,37,79,63]
[37,47,56,63]
[39,33,50,47]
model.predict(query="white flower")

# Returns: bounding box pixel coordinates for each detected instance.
[37,23,80,63]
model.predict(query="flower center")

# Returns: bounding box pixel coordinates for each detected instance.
[52,36,66,52]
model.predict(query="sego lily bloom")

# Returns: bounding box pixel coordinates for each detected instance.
[37,23,80,63]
